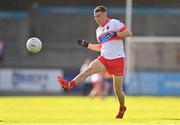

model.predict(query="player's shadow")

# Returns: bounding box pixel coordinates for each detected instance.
[0,120,3,122]
[161,118,180,120]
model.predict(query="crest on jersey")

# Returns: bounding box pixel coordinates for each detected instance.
[106,26,109,30]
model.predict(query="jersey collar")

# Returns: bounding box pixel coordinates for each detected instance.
[100,18,110,27]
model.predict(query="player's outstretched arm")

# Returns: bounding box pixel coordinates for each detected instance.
[87,43,101,52]
[77,39,101,52]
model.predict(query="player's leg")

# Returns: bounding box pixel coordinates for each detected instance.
[113,75,126,118]
[72,59,105,85]
[113,75,125,106]
[58,59,105,90]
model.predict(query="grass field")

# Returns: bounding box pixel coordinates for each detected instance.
[0,96,180,125]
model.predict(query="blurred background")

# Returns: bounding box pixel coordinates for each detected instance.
[0,0,180,96]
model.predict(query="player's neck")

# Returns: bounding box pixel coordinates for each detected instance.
[100,18,110,27]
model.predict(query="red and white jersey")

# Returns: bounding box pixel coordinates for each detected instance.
[96,18,127,59]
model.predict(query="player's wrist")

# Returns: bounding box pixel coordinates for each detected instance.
[112,31,117,37]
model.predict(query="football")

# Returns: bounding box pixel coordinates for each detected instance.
[26,37,42,54]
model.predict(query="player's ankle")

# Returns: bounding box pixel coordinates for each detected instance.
[120,105,126,108]
[69,80,76,88]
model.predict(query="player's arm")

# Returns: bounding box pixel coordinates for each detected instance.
[99,28,132,43]
[116,28,133,38]
[77,39,101,52]
[87,43,101,52]
[100,20,133,41]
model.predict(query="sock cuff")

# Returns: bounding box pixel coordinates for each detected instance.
[69,80,76,87]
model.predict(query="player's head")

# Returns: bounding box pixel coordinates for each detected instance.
[94,6,108,25]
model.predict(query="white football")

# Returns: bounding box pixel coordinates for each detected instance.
[26,37,42,54]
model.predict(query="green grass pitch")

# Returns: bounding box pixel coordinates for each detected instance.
[0,96,180,125]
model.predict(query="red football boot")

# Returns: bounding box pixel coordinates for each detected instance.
[115,106,126,119]
[57,76,69,92]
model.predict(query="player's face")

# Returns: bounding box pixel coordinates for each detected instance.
[94,11,107,25]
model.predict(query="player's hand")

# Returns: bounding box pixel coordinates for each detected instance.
[77,39,89,48]
[104,31,117,39]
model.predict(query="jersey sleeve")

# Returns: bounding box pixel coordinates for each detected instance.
[112,19,127,32]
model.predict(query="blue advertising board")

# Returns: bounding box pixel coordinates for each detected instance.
[125,72,180,96]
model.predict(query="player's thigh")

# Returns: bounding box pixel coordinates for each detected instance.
[88,59,105,74]
[112,75,124,91]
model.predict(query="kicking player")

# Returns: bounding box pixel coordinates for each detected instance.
[57,6,133,119]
